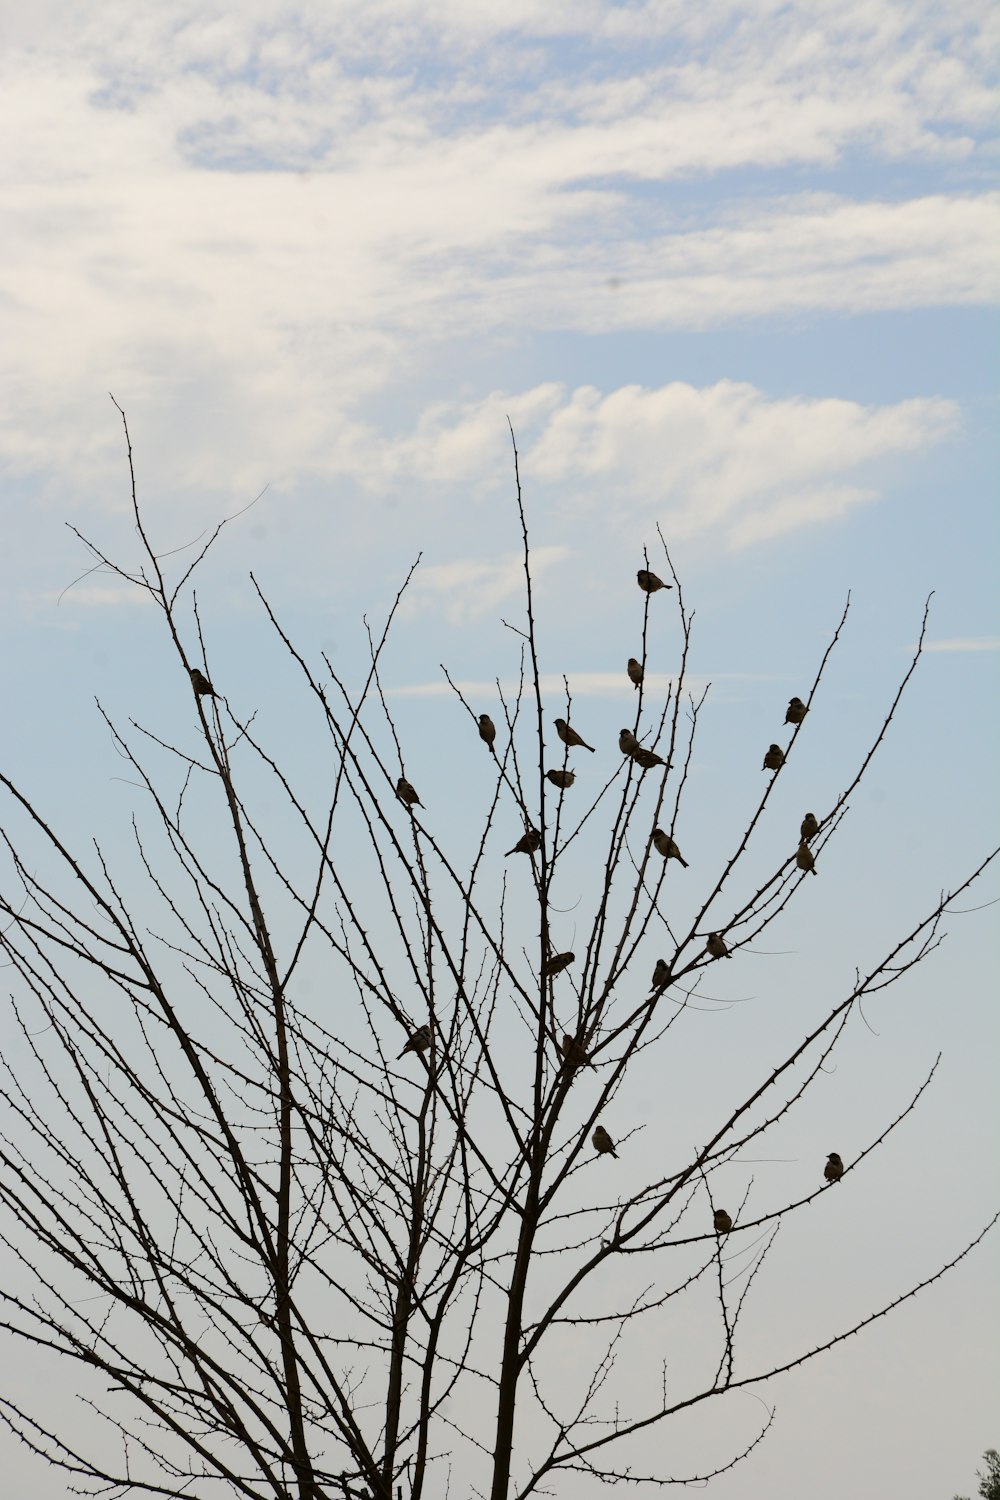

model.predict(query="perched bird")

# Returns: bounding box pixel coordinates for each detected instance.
[398,1024,431,1059]
[619,727,640,757]
[506,828,541,858]
[542,951,575,978]
[559,1032,594,1069]
[800,812,819,843]
[713,1208,733,1235]
[554,717,595,753]
[478,713,497,748]
[706,932,731,960]
[796,842,817,876]
[637,569,670,594]
[650,957,670,992]
[627,657,644,689]
[633,745,667,770]
[190,667,216,697]
[396,776,422,809]
[762,743,785,772]
[785,696,808,725]
[546,769,576,790]
[592,1125,618,1158]
[824,1152,844,1184]
[652,827,688,867]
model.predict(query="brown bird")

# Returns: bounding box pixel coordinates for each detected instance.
[627,657,644,689]
[652,827,688,867]
[559,1032,594,1070]
[785,696,807,725]
[592,1125,618,1158]
[546,769,576,789]
[800,812,819,843]
[637,569,670,594]
[478,713,496,748]
[396,776,422,808]
[706,932,731,960]
[542,951,575,978]
[713,1208,733,1235]
[795,842,817,876]
[398,1024,431,1059]
[633,745,667,770]
[506,828,541,858]
[762,743,785,772]
[824,1152,844,1184]
[554,717,595,753]
[619,727,640,757]
[190,667,216,697]
[650,958,670,992]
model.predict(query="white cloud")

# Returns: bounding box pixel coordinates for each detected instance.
[403,545,571,623]
[924,637,1000,652]
[390,670,769,698]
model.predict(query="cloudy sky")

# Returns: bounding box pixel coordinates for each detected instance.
[1,2,997,1497]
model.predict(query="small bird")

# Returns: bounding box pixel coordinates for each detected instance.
[785,696,807,725]
[796,842,817,876]
[506,828,541,858]
[619,727,640,757]
[706,932,731,960]
[546,769,576,789]
[762,743,785,772]
[396,776,422,808]
[542,951,575,978]
[650,958,670,992]
[559,1032,594,1070]
[592,1125,618,1158]
[633,745,667,770]
[824,1152,844,1184]
[800,812,819,843]
[478,713,497,748]
[398,1024,431,1059]
[554,717,595,753]
[190,667,216,697]
[627,657,644,689]
[713,1208,733,1235]
[652,827,688,867]
[637,569,670,594]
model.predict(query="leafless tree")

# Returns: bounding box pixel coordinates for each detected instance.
[1,406,996,1500]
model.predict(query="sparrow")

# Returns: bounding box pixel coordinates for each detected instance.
[478,713,497,748]
[592,1125,618,1158]
[824,1152,844,1184]
[795,842,817,876]
[542,951,575,978]
[652,827,688,867]
[713,1208,733,1235]
[190,667,216,697]
[396,776,422,808]
[706,932,731,960]
[650,958,670,992]
[398,1024,431,1059]
[762,743,785,772]
[619,727,640,757]
[800,812,819,843]
[506,828,541,858]
[546,769,576,789]
[554,717,595,752]
[633,745,667,770]
[559,1032,594,1070]
[627,657,644,689]
[637,569,670,594]
[785,696,807,725]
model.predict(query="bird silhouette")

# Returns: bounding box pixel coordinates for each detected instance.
[785,696,807,725]
[796,842,817,876]
[546,769,576,789]
[506,829,541,858]
[706,932,731,959]
[190,667,216,697]
[652,827,688,867]
[713,1209,733,1234]
[800,812,819,842]
[542,951,575,978]
[396,777,422,809]
[824,1152,844,1184]
[633,745,667,770]
[592,1125,618,1158]
[627,657,644,688]
[398,1025,431,1059]
[762,743,785,772]
[478,713,497,748]
[620,727,640,757]
[637,569,670,593]
[651,958,670,992]
[554,717,595,752]
[559,1032,594,1069]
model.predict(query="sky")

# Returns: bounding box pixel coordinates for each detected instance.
[0,2,998,1497]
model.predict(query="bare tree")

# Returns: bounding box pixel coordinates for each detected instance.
[1,407,996,1500]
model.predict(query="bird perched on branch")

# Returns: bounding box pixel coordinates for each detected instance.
[633,745,667,770]
[478,713,496,748]
[824,1152,844,1184]
[800,812,819,843]
[785,696,807,725]
[546,769,576,789]
[796,842,817,876]
[652,827,688,867]
[554,717,595,752]
[637,569,670,594]
[506,828,541,858]
[627,657,644,689]
[762,743,785,772]
[190,667,216,697]
[619,727,640,757]
[650,958,670,992]
[592,1125,618,1158]
[706,932,731,960]
[542,951,575,978]
[396,777,422,809]
[559,1033,594,1070]
[713,1209,733,1235]
[398,1025,431,1059]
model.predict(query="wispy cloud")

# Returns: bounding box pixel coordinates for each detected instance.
[924,637,1000,652]
[390,670,772,698]
[402,546,571,623]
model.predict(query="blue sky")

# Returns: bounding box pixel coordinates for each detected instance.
[1,3,998,1497]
